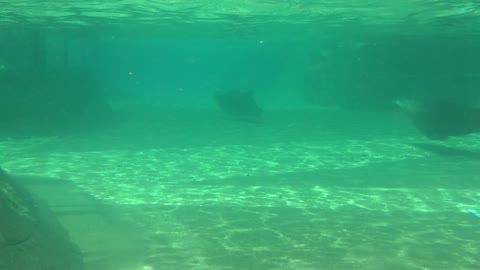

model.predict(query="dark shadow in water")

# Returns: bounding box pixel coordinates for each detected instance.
[409,142,480,160]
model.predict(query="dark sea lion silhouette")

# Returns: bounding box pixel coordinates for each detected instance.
[214,90,262,122]
[395,99,480,140]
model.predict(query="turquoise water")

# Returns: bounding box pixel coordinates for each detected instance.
[1,1,480,269]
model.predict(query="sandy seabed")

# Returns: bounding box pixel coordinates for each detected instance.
[1,108,480,270]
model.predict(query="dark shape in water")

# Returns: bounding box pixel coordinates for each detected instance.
[395,99,480,140]
[214,90,262,122]
[0,69,117,136]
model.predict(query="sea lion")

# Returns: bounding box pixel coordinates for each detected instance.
[214,90,263,122]
[395,99,480,140]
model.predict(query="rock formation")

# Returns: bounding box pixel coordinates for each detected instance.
[0,167,84,270]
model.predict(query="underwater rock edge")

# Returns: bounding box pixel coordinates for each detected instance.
[0,167,85,270]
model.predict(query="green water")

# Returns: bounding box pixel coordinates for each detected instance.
[1,1,480,270]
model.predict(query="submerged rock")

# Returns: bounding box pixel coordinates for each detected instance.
[0,167,84,270]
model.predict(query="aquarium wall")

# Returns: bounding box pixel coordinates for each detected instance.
[0,29,113,135]
[304,35,480,110]
[2,29,479,132]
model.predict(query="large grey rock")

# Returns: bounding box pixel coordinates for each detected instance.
[0,167,84,270]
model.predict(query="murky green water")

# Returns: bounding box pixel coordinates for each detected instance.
[1,1,480,270]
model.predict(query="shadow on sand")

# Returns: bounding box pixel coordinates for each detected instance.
[409,142,480,160]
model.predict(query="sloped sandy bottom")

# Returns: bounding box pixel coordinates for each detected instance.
[1,109,480,270]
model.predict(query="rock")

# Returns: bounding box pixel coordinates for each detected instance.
[0,167,84,270]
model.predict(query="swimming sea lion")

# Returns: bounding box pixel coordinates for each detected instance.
[395,99,480,140]
[214,90,263,122]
